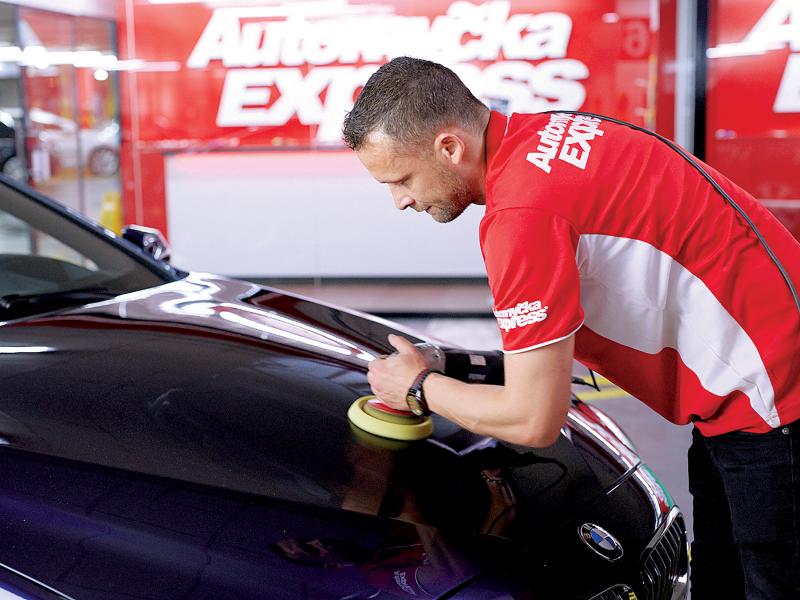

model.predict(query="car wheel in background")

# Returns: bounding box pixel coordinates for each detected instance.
[1,155,26,182]
[88,146,119,177]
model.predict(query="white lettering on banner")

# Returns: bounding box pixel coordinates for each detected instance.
[218,68,336,126]
[742,0,800,113]
[526,113,604,174]
[188,2,574,68]
[188,1,590,142]
[493,300,549,332]
[775,53,800,112]
[217,66,377,140]
[743,0,799,53]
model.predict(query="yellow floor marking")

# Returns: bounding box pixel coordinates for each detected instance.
[572,375,630,402]
[575,375,613,385]
[575,388,631,401]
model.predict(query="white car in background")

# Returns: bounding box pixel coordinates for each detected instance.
[31,108,120,177]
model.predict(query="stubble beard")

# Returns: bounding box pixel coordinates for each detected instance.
[430,166,473,223]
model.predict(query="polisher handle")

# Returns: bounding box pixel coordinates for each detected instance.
[414,343,505,385]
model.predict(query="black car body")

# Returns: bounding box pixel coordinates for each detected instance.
[0,177,688,599]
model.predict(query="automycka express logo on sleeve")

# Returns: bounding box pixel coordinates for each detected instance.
[493,300,549,332]
[186,1,592,142]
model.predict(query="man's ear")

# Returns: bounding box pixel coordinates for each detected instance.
[434,132,466,166]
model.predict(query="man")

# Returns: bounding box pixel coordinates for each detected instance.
[342,56,800,599]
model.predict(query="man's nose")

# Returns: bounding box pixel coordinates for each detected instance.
[391,189,415,211]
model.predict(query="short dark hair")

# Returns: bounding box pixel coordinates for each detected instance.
[342,57,487,151]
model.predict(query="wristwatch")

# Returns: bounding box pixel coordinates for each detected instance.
[406,368,441,416]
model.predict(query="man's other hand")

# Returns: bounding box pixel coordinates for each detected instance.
[367,334,428,410]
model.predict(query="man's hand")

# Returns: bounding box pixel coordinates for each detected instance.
[367,334,428,410]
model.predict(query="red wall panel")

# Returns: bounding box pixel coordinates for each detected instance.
[706,0,800,237]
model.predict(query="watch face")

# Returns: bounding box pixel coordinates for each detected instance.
[406,394,425,417]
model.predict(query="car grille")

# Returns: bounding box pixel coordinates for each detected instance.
[640,509,688,600]
[588,509,687,600]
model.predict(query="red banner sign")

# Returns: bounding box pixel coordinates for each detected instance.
[123,0,656,148]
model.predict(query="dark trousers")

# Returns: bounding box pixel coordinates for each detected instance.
[689,420,800,599]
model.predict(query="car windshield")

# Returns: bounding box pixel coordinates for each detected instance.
[0,182,175,320]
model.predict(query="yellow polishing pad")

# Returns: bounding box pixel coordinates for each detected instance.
[348,396,433,441]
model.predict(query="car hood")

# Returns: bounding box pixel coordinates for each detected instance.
[1,273,642,544]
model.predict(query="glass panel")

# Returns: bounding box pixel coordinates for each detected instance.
[706,0,800,239]
[74,17,121,222]
[18,8,83,215]
[16,10,122,227]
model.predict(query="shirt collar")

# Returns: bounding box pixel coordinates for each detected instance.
[485,110,509,168]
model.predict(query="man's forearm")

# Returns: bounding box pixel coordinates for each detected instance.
[423,374,568,447]
[366,334,574,447]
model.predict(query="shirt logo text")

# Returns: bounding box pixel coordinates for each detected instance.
[526,113,604,174]
[494,299,549,332]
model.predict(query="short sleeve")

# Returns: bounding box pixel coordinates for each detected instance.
[480,208,584,353]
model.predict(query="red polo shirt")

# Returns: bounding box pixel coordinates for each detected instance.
[480,110,800,435]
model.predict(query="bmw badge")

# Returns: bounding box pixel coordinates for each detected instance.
[578,523,624,561]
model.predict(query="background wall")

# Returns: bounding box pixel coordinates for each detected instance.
[165,150,487,277]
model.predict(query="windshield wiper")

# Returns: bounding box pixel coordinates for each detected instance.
[0,288,121,318]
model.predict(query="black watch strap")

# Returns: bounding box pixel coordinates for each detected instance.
[407,368,441,416]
